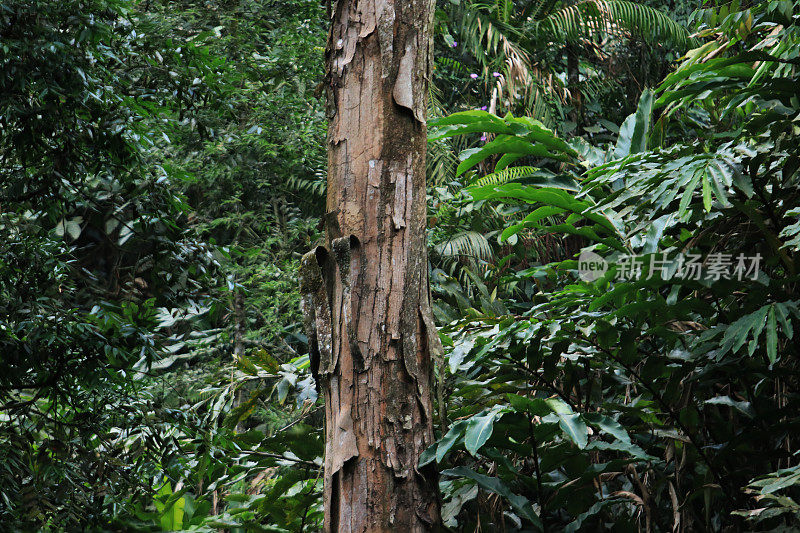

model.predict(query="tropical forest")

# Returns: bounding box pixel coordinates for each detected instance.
[2,0,800,531]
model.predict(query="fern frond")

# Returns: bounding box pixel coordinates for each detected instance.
[435,231,495,264]
[472,166,540,187]
[435,56,469,75]
[285,172,326,197]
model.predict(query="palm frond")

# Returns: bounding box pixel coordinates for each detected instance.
[428,140,460,187]
[428,84,460,186]
[435,56,470,76]
[521,0,560,21]
[435,231,495,264]
[451,1,568,123]
[513,76,565,128]
[496,0,514,23]
[531,0,693,50]
[577,74,619,107]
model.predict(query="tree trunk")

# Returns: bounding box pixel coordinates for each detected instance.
[299,1,441,531]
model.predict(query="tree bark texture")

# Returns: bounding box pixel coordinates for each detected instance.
[299,1,441,531]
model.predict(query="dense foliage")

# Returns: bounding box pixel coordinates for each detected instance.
[1,0,799,531]
[1,0,323,529]
[426,1,800,530]
[1,0,222,527]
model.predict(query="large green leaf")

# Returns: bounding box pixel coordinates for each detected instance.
[443,467,543,530]
[469,184,618,234]
[615,88,653,158]
[464,406,506,455]
[557,413,589,449]
[583,413,631,444]
[507,394,554,416]
[457,136,573,176]
[155,481,186,531]
[437,420,469,463]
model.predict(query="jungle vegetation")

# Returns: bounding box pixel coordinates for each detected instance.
[1,0,799,531]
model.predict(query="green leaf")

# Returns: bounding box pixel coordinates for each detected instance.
[767,305,778,364]
[774,302,795,340]
[718,305,772,359]
[442,467,543,530]
[747,306,769,357]
[464,407,505,455]
[643,214,672,254]
[437,420,468,463]
[429,120,515,142]
[155,482,186,531]
[469,184,617,234]
[761,472,800,495]
[586,439,654,460]
[419,443,437,467]
[678,170,702,218]
[506,394,552,416]
[615,88,653,158]
[705,396,755,418]
[565,500,611,533]
[583,413,631,444]
[500,206,566,242]
[118,224,134,245]
[448,339,475,373]
[105,218,120,234]
[457,136,573,176]
[441,483,479,526]
[702,171,713,212]
[545,398,573,415]
[557,412,589,449]
[55,217,83,240]
[429,110,507,130]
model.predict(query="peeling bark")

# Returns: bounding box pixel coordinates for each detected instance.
[300,1,441,530]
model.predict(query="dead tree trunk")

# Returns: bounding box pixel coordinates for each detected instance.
[299,1,441,531]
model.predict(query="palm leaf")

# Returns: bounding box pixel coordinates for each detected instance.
[435,231,495,264]
[521,0,560,21]
[530,0,693,50]
[428,84,460,186]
